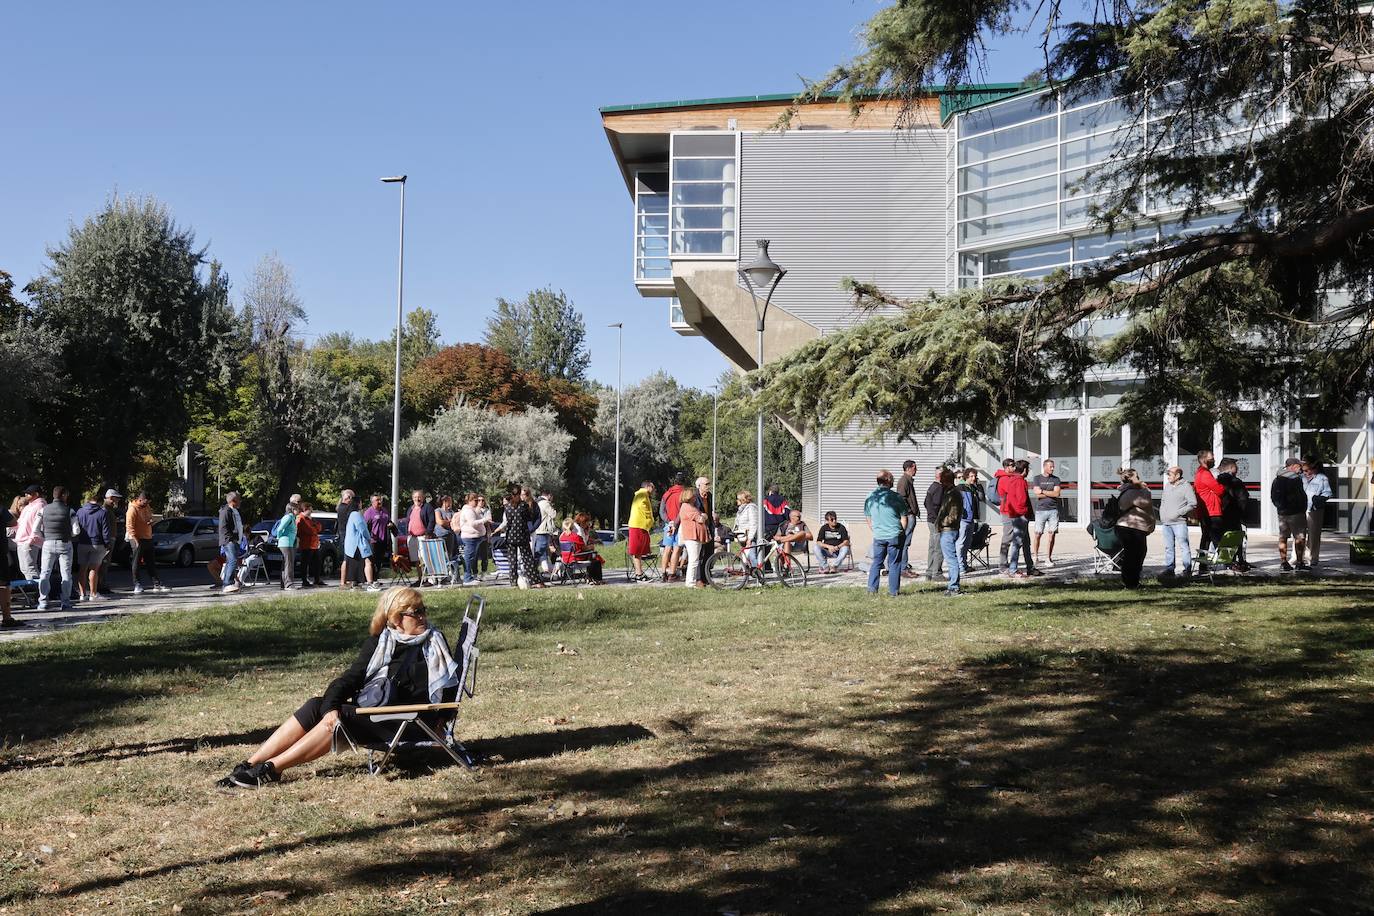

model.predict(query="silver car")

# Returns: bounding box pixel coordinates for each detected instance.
[151,515,220,567]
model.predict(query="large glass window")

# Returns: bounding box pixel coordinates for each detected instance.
[959,174,1059,220]
[958,144,1057,191]
[1062,98,1135,139]
[959,116,1058,165]
[634,171,670,281]
[670,133,737,257]
[980,238,1071,276]
[960,203,1058,244]
[960,93,1058,137]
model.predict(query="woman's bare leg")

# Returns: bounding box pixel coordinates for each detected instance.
[247,716,307,765]
[267,719,336,771]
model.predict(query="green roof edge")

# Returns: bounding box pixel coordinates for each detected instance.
[598,84,1027,115]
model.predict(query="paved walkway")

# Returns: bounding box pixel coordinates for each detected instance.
[4,529,1369,644]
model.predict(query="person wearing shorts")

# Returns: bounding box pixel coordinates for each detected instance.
[1270,458,1308,571]
[626,481,657,581]
[74,493,112,602]
[1030,459,1062,568]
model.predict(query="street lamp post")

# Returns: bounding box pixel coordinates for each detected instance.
[381,175,407,521]
[610,322,624,541]
[738,239,786,548]
[711,383,719,497]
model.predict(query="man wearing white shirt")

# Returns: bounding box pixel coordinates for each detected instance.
[1301,457,1333,570]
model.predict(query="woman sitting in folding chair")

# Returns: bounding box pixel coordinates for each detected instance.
[558,516,605,583]
[217,587,459,788]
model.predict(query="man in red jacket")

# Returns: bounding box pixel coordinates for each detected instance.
[998,459,1038,577]
[1193,450,1225,551]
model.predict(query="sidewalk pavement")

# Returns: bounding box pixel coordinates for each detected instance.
[4,527,1368,643]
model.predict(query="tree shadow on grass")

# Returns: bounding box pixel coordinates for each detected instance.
[0,727,278,773]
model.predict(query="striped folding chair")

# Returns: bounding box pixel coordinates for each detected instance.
[418,537,458,587]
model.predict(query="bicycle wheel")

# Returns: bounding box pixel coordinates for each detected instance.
[772,553,808,587]
[706,551,748,590]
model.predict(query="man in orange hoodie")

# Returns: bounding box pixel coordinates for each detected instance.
[1193,450,1226,552]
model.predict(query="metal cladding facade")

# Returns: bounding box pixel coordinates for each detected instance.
[737,130,949,333]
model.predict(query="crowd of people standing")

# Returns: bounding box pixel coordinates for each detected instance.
[861,450,1336,596]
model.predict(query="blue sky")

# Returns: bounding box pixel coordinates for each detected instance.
[3,1,1051,390]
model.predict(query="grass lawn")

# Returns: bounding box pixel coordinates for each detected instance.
[0,578,1371,915]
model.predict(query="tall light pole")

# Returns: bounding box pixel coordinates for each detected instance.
[711,382,719,496]
[610,322,624,540]
[381,175,407,521]
[738,240,786,548]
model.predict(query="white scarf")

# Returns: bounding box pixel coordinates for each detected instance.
[363,627,460,704]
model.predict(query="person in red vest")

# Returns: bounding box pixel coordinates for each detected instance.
[658,473,686,581]
[1193,449,1225,552]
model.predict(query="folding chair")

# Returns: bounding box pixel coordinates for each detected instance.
[389,533,414,585]
[333,594,484,775]
[552,537,594,585]
[417,537,459,588]
[8,579,38,609]
[964,523,994,571]
[1090,522,1124,575]
[1196,530,1246,583]
[623,542,660,582]
[239,544,271,587]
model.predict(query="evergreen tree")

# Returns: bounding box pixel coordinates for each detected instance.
[759,0,1374,440]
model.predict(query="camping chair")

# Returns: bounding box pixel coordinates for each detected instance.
[964,523,994,571]
[624,539,661,582]
[1090,522,1124,575]
[1196,529,1246,583]
[239,541,271,587]
[389,534,414,585]
[8,578,38,609]
[333,594,485,775]
[552,536,593,585]
[417,537,459,588]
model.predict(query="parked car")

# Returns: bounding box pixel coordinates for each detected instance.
[150,515,220,567]
[248,512,340,579]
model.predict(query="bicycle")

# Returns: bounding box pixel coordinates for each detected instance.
[706,538,808,589]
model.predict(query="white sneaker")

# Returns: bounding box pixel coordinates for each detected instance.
[155,584,171,593]
[365,582,383,592]
[222,584,240,595]
[1043,557,1055,569]
[133,586,145,595]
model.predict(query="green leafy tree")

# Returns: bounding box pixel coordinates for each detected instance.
[199,255,378,514]
[483,287,591,382]
[399,403,572,499]
[760,0,1374,441]
[0,271,63,492]
[25,196,238,489]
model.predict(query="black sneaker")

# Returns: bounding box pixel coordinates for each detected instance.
[1281,561,1293,572]
[215,760,253,789]
[1296,562,1311,571]
[230,760,280,788]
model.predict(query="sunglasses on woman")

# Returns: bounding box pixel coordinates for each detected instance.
[401,608,428,620]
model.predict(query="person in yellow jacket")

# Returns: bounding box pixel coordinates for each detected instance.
[626,481,657,581]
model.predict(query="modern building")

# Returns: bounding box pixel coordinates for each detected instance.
[599,86,1373,539]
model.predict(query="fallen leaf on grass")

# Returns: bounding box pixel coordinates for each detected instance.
[541,716,569,726]
[883,773,901,782]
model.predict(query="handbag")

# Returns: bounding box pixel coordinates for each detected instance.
[355,673,396,709]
